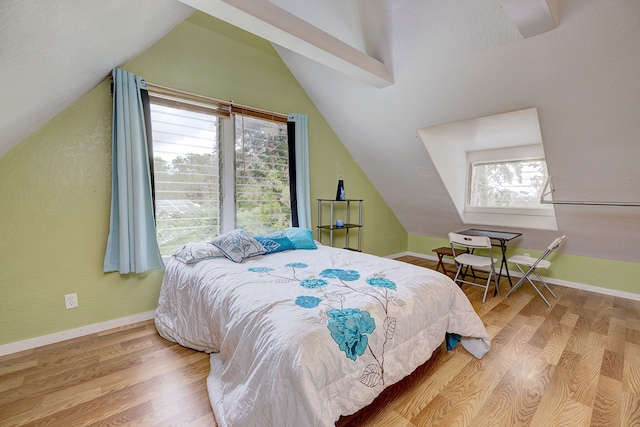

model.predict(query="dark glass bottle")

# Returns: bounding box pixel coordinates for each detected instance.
[336,179,345,201]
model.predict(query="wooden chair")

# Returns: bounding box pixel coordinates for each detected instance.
[432,246,457,277]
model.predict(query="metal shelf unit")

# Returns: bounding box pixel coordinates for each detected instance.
[316,199,363,251]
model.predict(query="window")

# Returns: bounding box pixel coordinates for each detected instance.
[468,159,550,210]
[148,92,290,256]
[150,103,221,255]
[235,115,291,235]
[464,144,556,230]
[419,107,557,231]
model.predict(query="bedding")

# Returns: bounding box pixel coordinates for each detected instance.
[172,241,225,264]
[253,231,295,254]
[210,228,266,262]
[155,243,490,427]
[282,226,318,249]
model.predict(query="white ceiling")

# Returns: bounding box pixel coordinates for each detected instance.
[2,0,639,261]
[0,0,193,158]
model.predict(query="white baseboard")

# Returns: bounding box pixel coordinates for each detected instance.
[385,251,410,259]
[400,251,640,302]
[0,311,156,357]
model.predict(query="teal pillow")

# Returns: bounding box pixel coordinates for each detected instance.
[282,227,317,250]
[210,229,266,263]
[254,232,294,254]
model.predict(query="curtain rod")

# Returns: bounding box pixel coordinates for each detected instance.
[107,72,288,122]
[540,177,640,206]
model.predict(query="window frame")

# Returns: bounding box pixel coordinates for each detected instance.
[146,84,292,255]
[463,144,557,230]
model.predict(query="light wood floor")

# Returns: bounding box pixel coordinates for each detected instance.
[1,256,639,426]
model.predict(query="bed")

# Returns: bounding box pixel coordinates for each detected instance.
[155,229,490,427]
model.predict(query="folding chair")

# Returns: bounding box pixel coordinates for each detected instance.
[448,232,499,303]
[505,235,566,307]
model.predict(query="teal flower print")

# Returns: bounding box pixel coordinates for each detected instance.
[366,277,397,290]
[320,269,360,281]
[286,262,308,268]
[295,295,322,308]
[327,308,376,361]
[248,267,275,273]
[300,278,328,289]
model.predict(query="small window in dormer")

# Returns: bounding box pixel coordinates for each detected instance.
[463,144,556,229]
[468,159,550,210]
[419,107,558,230]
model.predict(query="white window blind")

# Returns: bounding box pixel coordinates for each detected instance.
[150,103,221,256]
[147,85,291,255]
[235,115,291,236]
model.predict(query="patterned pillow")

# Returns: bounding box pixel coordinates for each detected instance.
[282,227,317,250]
[172,241,225,264]
[210,229,266,263]
[254,232,294,255]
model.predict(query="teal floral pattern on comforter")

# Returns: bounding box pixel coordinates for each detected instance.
[327,308,375,361]
[249,263,405,387]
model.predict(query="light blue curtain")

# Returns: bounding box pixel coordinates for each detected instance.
[104,69,164,274]
[288,113,311,229]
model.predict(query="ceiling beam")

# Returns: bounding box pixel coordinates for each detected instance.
[179,0,393,88]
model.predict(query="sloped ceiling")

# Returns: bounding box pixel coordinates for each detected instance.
[0,0,194,158]
[2,0,639,262]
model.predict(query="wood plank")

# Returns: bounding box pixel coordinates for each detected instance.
[393,350,473,420]
[623,342,640,396]
[555,399,592,427]
[468,335,545,426]
[601,349,624,382]
[591,374,623,427]
[528,363,572,426]
[621,390,640,426]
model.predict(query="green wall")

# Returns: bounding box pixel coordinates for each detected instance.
[0,13,406,346]
[408,235,640,295]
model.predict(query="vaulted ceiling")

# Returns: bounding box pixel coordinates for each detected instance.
[2,0,639,261]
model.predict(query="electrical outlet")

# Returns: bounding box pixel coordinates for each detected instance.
[523,253,530,257]
[65,293,78,309]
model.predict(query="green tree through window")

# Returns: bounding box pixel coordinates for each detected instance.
[235,116,290,235]
[149,102,290,256]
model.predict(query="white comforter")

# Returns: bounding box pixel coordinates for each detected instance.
[155,244,490,427]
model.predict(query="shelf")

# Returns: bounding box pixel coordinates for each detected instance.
[317,198,364,202]
[316,199,363,251]
[317,224,362,230]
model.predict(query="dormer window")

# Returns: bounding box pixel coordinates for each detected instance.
[468,159,549,209]
[418,107,558,231]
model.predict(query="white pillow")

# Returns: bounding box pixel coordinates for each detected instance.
[172,241,225,264]
[210,229,266,263]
